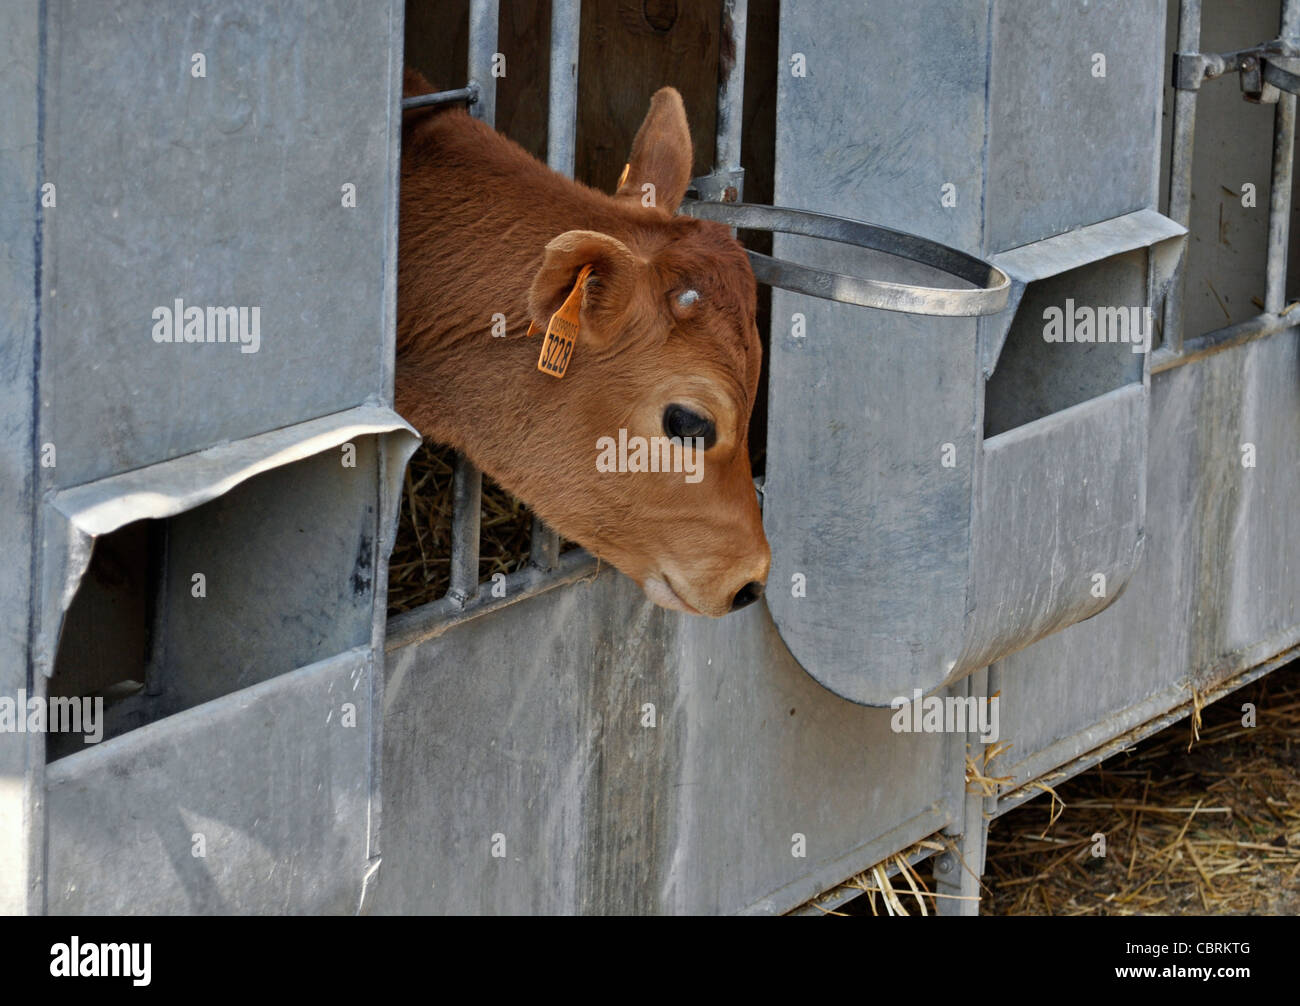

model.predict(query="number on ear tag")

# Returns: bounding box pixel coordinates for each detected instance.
[537,264,592,379]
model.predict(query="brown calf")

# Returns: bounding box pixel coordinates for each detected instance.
[396,70,769,617]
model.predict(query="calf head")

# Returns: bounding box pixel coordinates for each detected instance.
[400,84,769,617]
[518,90,769,617]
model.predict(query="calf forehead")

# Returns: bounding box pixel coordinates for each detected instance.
[655,218,755,300]
[650,218,761,399]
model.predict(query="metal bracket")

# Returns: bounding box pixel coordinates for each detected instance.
[691,167,746,204]
[1173,38,1300,103]
[1263,57,1300,96]
[680,200,1011,317]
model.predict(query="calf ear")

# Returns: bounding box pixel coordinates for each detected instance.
[615,88,694,214]
[528,230,643,348]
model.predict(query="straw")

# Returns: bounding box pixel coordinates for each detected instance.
[983,664,1299,915]
[387,441,573,614]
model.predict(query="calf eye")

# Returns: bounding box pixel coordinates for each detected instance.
[663,404,717,448]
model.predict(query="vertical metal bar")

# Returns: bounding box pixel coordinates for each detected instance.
[449,455,482,603]
[715,0,748,195]
[547,0,580,177]
[449,0,500,602]
[530,0,582,572]
[695,0,748,202]
[468,0,499,127]
[1266,0,1300,313]
[1162,0,1202,354]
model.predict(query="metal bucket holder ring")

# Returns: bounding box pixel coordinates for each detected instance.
[680,200,1011,317]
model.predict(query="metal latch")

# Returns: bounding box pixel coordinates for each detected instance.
[1174,38,1300,103]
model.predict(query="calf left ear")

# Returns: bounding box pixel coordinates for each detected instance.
[615,87,694,214]
[529,230,643,348]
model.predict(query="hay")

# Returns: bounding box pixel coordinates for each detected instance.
[983,663,1300,915]
[387,441,565,615]
[798,837,959,916]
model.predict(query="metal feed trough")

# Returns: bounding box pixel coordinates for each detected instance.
[2,0,1297,915]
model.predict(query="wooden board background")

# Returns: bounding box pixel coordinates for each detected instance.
[403,0,777,194]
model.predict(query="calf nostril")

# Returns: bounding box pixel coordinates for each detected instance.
[731,580,764,612]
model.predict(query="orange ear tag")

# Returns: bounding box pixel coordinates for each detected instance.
[617,162,630,189]
[537,264,592,379]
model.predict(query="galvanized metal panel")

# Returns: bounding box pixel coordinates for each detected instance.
[985,0,1166,252]
[46,648,373,915]
[983,248,1148,437]
[765,0,989,705]
[160,437,383,712]
[982,208,1186,378]
[957,384,1147,673]
[36,406,418,683]
[371,572,956,915]
[765,0,1174,705]
[991,328,1300,789]
[0,0,42,915]
[1225,334,1300,654]
[39,0,403,487]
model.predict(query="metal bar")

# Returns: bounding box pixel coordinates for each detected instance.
[388,547,599,651]
[529,0,582,571]
[1265,95,1295,311]
[682,200,1011,316]
[447,0,500,601]
[546,0,580,176]
[529,518,561,571]
[401,85,477,111]
[1162,0,1202,355]
[1266,0,1300,312]
[692,1,747,202]
[468,0,499,127]
[449,453,482,604]
[715,0,747,198]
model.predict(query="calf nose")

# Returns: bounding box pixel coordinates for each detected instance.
[731,580,765,612]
